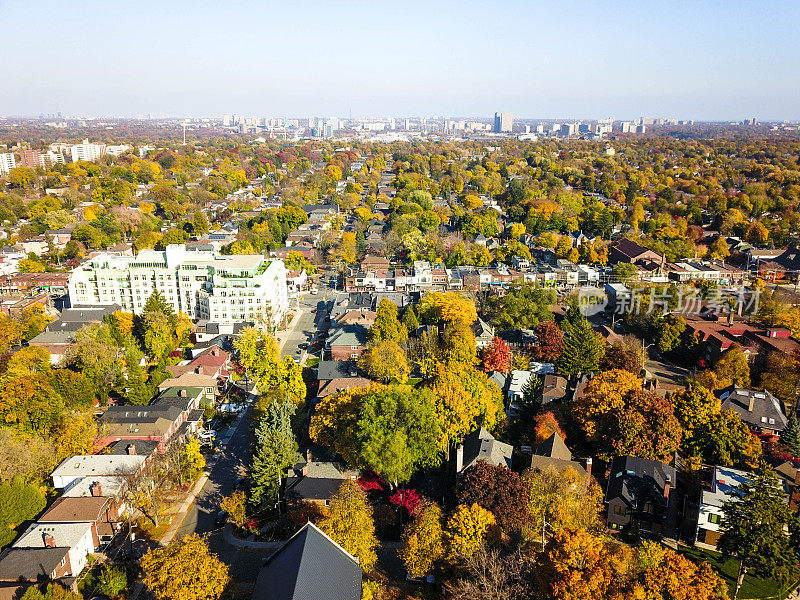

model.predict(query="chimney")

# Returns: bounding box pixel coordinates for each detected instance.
[180,389,187,398]
[748,393,756,412]
[43,533,56,548]
[126,443,136,455]
[90,481,102,497]
[455,443,464,474]
[585,457,593,484]
[727,311,734,326]
[306,448,312,464]
[664,474,672,500]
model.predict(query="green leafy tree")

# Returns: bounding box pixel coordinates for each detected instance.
[370,298,407,343]
[488,283,556,330]
[250,400,298,508]
[557,315,605,376]
[656,315,686,353]
[402,304,419,333]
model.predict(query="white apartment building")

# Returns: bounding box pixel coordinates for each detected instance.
[69,244,288,326]
[0,152,16,175]
[70,139,106,162]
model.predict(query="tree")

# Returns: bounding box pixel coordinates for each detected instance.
[488,283,555,330]
[718,467,797,584]
[310,384,440,486]
[446,503,497,562]
[358,340,409,383]
[456,461,528,532]
[370,299,407,343]
[536,528,617,600]
[482,337,512,374]
[761,351,800,406]
[235,327,305,403]
[446,545,536,600]
[0,477,47,548]
[612,262,639,282]
[713,345,751,388]
[94,564,128,597]
[401,304,419,333]
[429,364,505,449]
[656,315,686,353]
[320,480,378,571]
[418,292,477,328]
[600,336,644,375]
[557,315,605,377]
[192,211,210,235]
[141,534,229,600]
[636,542,727,600]
[181,438,205,482]
[441,323,477,366]
[220,490,248,529]
[534,320,565,363]
[400,501,445,578]
[525,465,604,540]
[781,413,800,457]
[610,390,683,461]
[0,373,65,433]
[573,369,641,440]
[672,385,720,456]
[250,400,297,508]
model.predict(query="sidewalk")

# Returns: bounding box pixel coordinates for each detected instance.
[275,308,302,352]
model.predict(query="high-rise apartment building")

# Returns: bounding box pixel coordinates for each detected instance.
[19,150,43,169]
[70,139,106,162]
[494,112,513,133]
[0,153,16,175]
[68,244,288,326]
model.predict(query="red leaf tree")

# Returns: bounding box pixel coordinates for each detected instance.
[534,321,565,363]
[389,488,421,514]
[482,337,512,374]
[456,461,528,532]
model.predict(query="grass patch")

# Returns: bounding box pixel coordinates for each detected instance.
[678,545,798,599]
[407,377,423,387]
[306,357,320,368]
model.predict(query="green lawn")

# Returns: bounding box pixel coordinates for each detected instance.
[306,356,320,368]
[679,546,798,599]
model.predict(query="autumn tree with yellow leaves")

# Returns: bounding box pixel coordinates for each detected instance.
[400,501,445,578]
[320,480,378,572]
[445,503,497,562]
[142,534,229,600]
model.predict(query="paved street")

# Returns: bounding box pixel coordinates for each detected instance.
[167,271,339,583]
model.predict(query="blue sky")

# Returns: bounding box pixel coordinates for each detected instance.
[1,0,798,120]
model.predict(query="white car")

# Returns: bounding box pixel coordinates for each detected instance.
[198,430,216,440]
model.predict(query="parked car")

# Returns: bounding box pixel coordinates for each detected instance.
[198,429,216,440]
[215,510,228,526]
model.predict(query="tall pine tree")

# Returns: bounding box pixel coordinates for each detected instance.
[557,315,605,377]
[781,412,800,457]
[250,401,298,508]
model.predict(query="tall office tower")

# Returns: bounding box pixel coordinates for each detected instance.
[494,111,513,133]
[222,114,231,126]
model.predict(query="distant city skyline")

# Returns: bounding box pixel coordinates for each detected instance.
[1,0,799,120]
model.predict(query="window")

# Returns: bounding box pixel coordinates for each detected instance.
[613,505,626,516]
[642,502,654,515]
[708,513,721,524]
[350,354,359,359]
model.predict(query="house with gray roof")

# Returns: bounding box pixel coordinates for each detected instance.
[454,428,512,474]
[326,325,369,360]
[252,522,362,600]
[715,385,787,434]
[605,456,675,538]
[529,433,588,480]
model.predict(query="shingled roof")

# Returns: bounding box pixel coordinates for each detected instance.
[252,522,362,600]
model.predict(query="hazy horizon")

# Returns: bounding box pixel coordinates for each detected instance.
[2,0,799,121]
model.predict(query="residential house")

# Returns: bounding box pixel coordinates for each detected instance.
[715,385,787,434]
[326,325,369,360]
[283,453,359,509]
[605,456,676,537]
[50,454,146,490]
[473,318,495,349]
[529,433,588,480]
[39,495,120,546]
[251,522,362,600]
[453,428,512,474]
[0,546,75,587]
[157,372,219,401]
[12,521,95,577]
[695,466,752,549]
[542,374,568,404]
